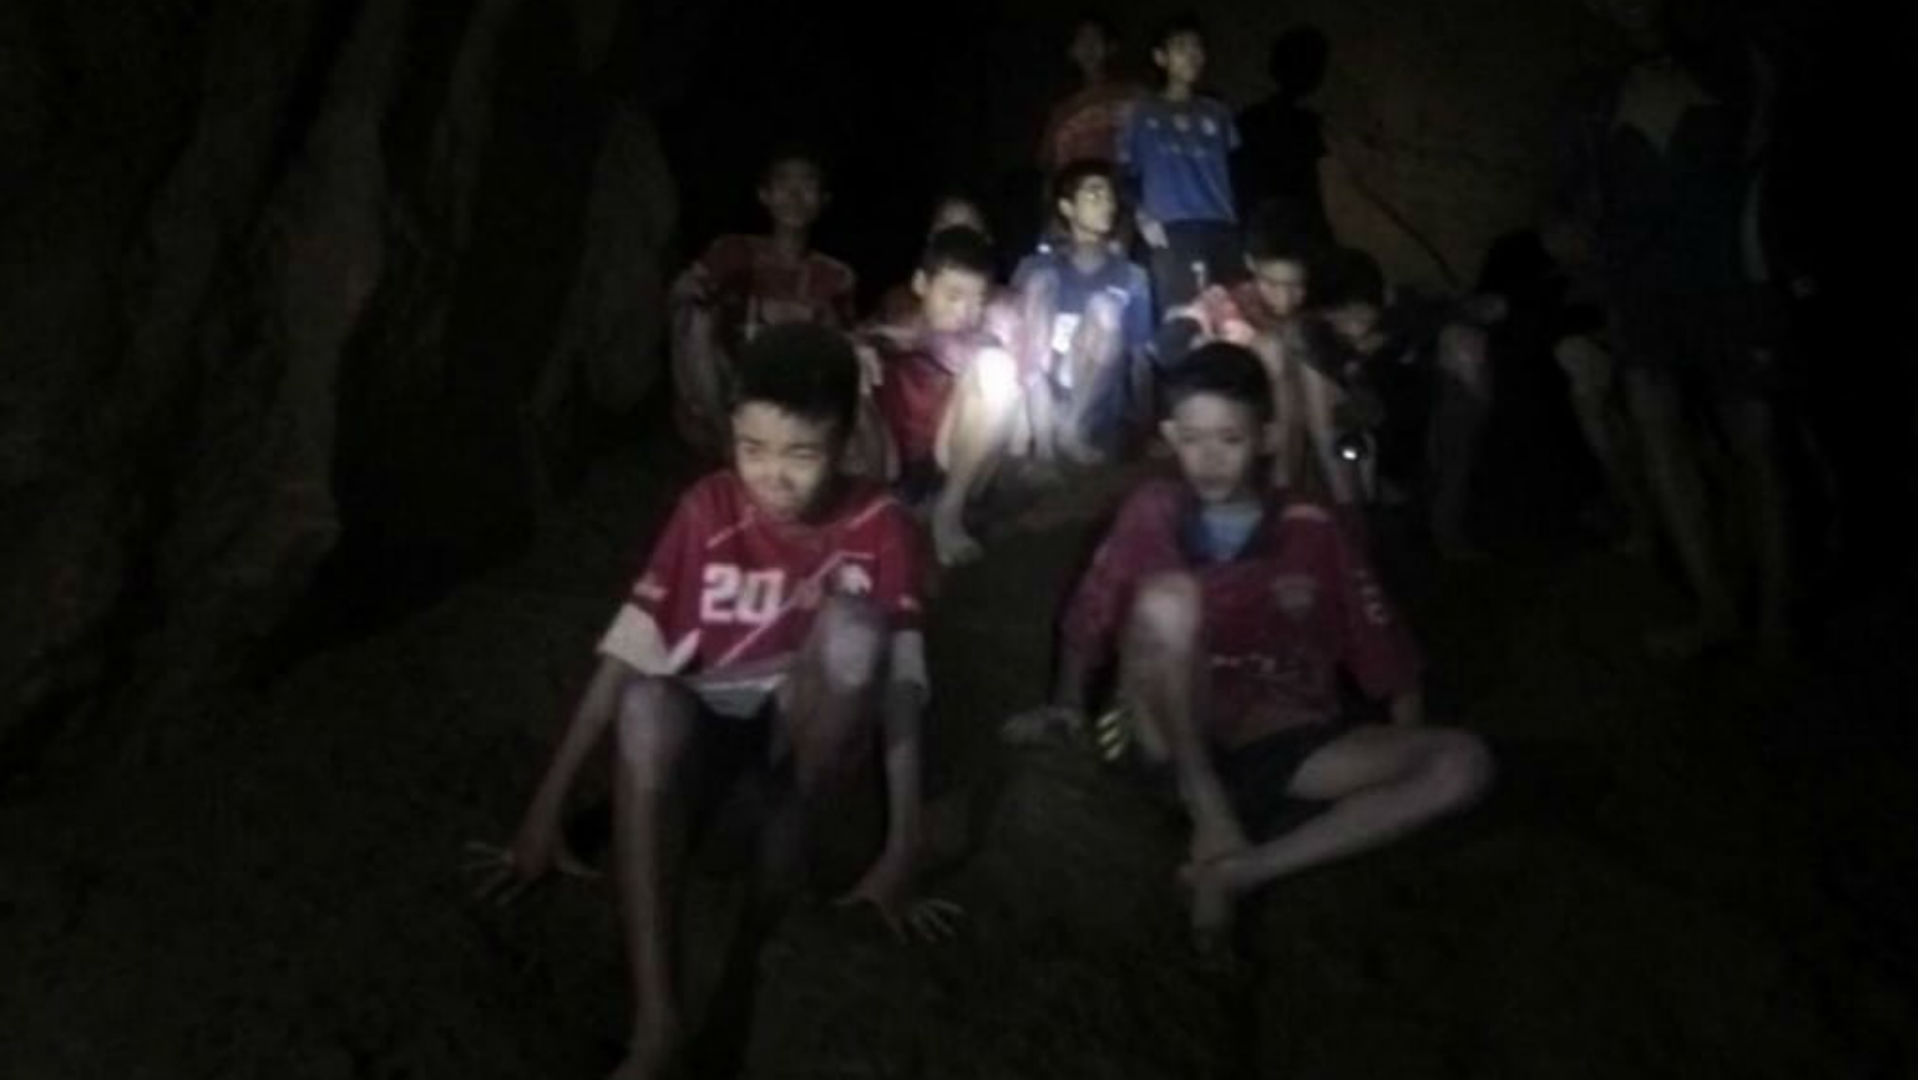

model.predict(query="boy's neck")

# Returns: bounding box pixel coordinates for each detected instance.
[1067,231,1110,268]
[767,226,808,261]
[1163,81,1195,102]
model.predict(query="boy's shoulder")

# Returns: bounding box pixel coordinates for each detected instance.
[805,250,857,291]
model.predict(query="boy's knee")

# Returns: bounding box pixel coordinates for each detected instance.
[1085,291,1124,334]
[968,348,1022,413]
[1438,323,1490,394]
[1128,572,1203,646]
[1021,268,1061,306]
[1425,729,1495,809]
[1554,335,1612,399]
[813,594,887,692]
[614,678,696,789]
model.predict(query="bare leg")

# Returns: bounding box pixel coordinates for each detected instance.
[1720,397,1791,651]
[1185,725,1493,900]
[1118,574,1247,864]
[1555,335,1651,553]
[1250,332,1299,489]
[1017,268,1063,465]
[760,596,887,894]
[1429,324,1492,560]
[609,678,698,1080]
[670,302,731,455]
[1624,368,1739,655]
[1057,291,1125,464]
[929,348,1022,565]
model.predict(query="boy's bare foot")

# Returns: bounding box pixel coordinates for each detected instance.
[610,1016,678,1080]
[1179,854,1253,955]
[931,510,984,566]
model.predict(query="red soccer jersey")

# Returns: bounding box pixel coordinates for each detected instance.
[698,234,857,330]
[1062,479,1420,747]
[598,471,929,716]
[864,323,1004,470]
[1041,82,1142,174]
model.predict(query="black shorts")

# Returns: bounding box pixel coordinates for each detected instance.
[1123,713,1355,840]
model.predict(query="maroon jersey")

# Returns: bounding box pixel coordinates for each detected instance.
[698,234,857,331]
[1040,82,1141,173]
[864,322,1006,470]
[598,471,928,716]
[1062,479,1420,747]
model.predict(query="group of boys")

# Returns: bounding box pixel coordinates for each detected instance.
[469,14,1496,1080]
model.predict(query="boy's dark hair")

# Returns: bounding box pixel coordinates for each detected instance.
[1245,200,1324,267]
[730,323,860,435]
[919,225,997,280]
[1152,11,1206,51]
[1051,158,1119,215]
[1314,246,1386,310]
[1071,11,1118,42]
[760,141,829,189]
[1162,341,1275,424]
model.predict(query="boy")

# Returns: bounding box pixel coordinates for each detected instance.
[1039,13,1141,176]
[1303,248,1500,556]
[1048,343,1492,945]
[1119,13,1243,312]
[1158,205,1321,487]
[873,193,996,325]
[863,226,1025,567]
[1010,160,1154,463]
[670,146,857,454]
[472,325,953,1079]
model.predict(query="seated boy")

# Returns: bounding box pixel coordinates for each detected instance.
[873,193,997,325]
[1158,206,1320,487]
[862,226,1025,567]
[1010,159,1154,463]
[473,324,952,1079]
[670,145,857,454]
[1047,343,1493,945]
[1303,248,1501,556]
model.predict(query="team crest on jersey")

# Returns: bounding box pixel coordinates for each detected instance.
[1272,573,1318,620]
[1201,117,1218,137]
[831,561,874,597]
[1172,113,1191,132]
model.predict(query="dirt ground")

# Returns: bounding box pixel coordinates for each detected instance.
[1,408,1910,1079]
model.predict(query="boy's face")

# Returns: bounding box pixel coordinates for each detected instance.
[1068,23,1112,76]
[1058,175,1118,239]
[759,159,826,232]
[1247,257,1308,319]
[913,266,990,334]
[1160,392,1267,504]
[731,402,839,522]
[1155,32,1207,86]
[930,199,988,238]
[1328,302,1387,354]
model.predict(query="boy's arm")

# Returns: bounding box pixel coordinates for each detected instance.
[507,656,633,868]
[1299,359,1358,504]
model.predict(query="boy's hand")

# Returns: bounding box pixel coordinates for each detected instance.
[669,265,712,306]
[1000,704,1084,746]
[835,852,964,943]
[1137,213,1168,249]
[464,824,600,905]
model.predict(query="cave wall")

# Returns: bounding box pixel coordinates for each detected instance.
[0,0,678,754]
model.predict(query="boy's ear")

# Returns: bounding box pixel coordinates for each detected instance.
[1056,196,1075,222]
[1261,419,1283,456]
[911,269,930,299]
[1158,417,1178,446]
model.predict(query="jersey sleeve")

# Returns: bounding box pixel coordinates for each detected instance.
[1222,101,1243,152]
[597,485,710,677]
[1061,487,1167,663]
[1122,265,1155,352]
[1314,512,1421,701]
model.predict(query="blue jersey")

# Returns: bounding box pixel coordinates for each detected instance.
[1012,247,1155,359]
[1120,95,1240,225]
